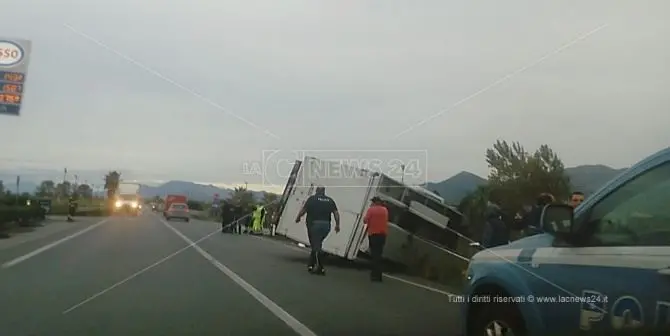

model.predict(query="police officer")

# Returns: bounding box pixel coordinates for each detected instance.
[67,196,78,222]
[295,186,340,275]
[251,205,266,234]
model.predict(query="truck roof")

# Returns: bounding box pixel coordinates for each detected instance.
[408,185,445,203]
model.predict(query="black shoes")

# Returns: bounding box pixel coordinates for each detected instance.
[307,265,326,275]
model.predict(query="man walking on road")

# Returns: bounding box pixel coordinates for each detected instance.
[364,197,388,282]
[295,186,340,275]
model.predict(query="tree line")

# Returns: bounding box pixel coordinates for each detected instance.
[458,140,572,240]
[0,180,95,200]
[104,171,280,214]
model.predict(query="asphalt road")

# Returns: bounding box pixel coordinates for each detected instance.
[0,213,460,336]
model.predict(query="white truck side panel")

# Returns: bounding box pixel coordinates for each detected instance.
[275,183,314,245]
[118,183,140,194]
[275,157,375,260]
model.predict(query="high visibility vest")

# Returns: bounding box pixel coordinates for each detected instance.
[252,206,265,225]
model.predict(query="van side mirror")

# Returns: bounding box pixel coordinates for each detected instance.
[541,204,574,234]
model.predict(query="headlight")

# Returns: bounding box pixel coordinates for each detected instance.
[115,201,122,208]
[131,202,138,208]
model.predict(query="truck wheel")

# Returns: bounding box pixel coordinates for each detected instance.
[471,301,526,336]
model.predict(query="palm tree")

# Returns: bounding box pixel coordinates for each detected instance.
[230,185,255,210]
[104,171,121,201]
[261,191,280,224]
[261,192,279,206]
[36,180,56,198]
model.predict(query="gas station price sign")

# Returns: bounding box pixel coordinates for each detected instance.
[0,38,31,116]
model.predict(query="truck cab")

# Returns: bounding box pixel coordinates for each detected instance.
[462,147,670,335]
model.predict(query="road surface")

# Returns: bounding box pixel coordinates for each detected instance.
[0,213,460,336]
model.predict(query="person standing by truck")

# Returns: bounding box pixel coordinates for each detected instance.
[363,196,389,282]
[295,186,340,275]
[220,201,234,233]
[251,205,266,234]
[568,191,585,208]
[232,202,246,234]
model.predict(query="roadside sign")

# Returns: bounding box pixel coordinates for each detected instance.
[0,38,31,116]
[38,199,52,213]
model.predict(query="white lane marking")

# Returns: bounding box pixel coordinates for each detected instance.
[160,219,317,336]
[253,236,453,297]
[2,218,110,269]
[62,226,221,314]
[381,274,454,296]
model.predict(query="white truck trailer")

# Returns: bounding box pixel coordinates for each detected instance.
[274,157,469,275]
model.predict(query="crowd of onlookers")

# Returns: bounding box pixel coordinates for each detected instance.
[481,191,585,248]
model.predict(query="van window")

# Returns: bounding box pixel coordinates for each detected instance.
[385,201,459,249]
[585,162,670,247]
[377,176,405,201]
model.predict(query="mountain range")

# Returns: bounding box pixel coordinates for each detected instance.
[0,169,270,202]
[424,165,628,205]
[137,181,267,202]
[0,164,628,204]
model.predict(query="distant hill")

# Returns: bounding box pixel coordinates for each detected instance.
[424,165,628,205]
[138,180,266,202]
[565,165,627,195]
[424,172,487,205]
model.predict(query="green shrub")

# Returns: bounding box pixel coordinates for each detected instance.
[0,205,45,230]
[187,200,204,211]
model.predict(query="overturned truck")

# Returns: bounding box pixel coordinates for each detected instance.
[273,157,469,280]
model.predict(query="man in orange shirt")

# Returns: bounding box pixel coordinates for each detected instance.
[363,196,389,282]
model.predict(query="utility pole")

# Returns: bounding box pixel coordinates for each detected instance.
[73,174,79,198]
[61,168,68,201]
[15,175,19,203]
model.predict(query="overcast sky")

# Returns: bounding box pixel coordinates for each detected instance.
[1,0,668,192]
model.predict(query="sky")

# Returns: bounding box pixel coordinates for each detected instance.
[1,0,668,193]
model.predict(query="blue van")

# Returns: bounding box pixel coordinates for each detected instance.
[462,147,670,335]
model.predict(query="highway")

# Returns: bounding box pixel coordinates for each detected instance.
[0,213,460,336]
